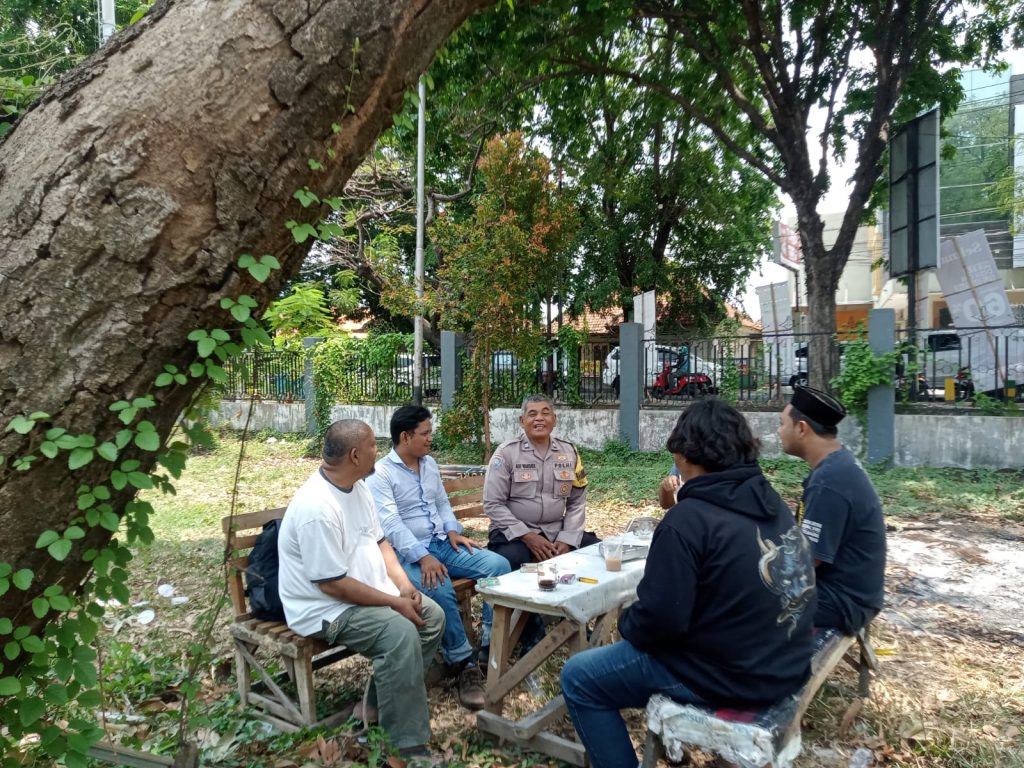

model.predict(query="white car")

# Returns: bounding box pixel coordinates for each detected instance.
[603,345,720,396]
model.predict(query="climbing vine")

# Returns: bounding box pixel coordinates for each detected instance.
[830,333,901,419]
[0,44,371,761]
[557,325,585,407]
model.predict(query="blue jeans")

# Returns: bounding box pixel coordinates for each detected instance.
[561,640,705,768]
[400,537,510,664]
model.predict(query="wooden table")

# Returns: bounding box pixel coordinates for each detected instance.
[475,537,648,766]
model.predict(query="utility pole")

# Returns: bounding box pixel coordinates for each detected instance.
[98,0,116,44]
[413,76,426,406]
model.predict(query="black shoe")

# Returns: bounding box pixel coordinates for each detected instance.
[457,662,486,710]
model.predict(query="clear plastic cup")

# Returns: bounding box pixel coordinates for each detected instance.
[604,540,623,572]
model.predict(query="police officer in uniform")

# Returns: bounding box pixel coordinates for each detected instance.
[484,394,599,571]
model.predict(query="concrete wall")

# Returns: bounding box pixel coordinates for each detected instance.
[211,401,1020,469]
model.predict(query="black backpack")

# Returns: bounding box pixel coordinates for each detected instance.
[245,518,286,622]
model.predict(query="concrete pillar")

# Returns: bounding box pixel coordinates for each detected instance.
[303,336,323,436]
[619,323,643,450]
[441,331,464,411]
[867,310,896,464]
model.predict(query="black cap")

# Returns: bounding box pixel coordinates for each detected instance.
[790,386,846,428]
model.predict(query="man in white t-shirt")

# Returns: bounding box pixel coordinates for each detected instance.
[278,419,445,766]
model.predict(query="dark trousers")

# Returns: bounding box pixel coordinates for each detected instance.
[487,529,601,571]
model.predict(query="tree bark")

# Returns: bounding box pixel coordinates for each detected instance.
[0,0,491,656]
[794,204,843,391]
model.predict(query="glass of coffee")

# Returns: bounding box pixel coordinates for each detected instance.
[537,561,558,591]
[604,540,623,572]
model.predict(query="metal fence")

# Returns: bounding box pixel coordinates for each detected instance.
[222,324,1024,407]
[222,349,305,402]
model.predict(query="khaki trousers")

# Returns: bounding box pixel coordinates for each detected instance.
[323,595,444,749]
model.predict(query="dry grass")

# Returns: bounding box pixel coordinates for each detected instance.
[98,433,1024,767]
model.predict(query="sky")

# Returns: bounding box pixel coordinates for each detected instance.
[738,50,1024,322]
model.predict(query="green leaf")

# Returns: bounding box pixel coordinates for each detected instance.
[197,337,216,357]
[47,539,72,562]
[0,618,11,634]
[155,373,173,387]
[97,442,118,461]
[262,255,281,270]
[49,595,72,611]
[189,362,205,377]
[77,689,101,708]
[115,430,133,449]
[28,411,50,420]
[12,569,32,590]
[77,493,95,510]
[75,434,97,448]
[68,448,94,470]
[4,641,19,660]
[6,415,35,434]
[35,530,59,549]
[93,485,111,500]
[19,697,45,727]
[73,662,97,688]
[45,427,66,440]
[249,263,271,282]
[109,400,130,412]
[31,597,50,618]
[307,158,324,171]
[294,187,319,207]
[238,253,255,268]
[45,682,68,703]
[99,511,120,532]
[135,431,161,452]
[21,635,44,653]
[230,304,251,322]
[110,471,127,491]
[187,329,208,342]
[64,525,85,540]
[128,472,154,489]
[39,441,59,459]
[286,221,319,244]
[204,363,227,383]
[0,677,21,696]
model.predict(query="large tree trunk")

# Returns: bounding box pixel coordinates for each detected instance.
[0,0,490,661]
[794,205,843,391]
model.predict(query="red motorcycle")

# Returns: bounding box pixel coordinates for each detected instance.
[650,361,716,399]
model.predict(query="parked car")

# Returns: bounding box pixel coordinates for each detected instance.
[396,353,441,395]
[788,342,847,389]
[603,345,720,396]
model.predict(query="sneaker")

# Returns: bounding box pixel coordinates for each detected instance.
[457,662,487,710]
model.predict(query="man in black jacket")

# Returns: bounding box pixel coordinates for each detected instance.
[561,400,817,768]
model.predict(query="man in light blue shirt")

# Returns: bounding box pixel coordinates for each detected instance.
[367,405,510,710]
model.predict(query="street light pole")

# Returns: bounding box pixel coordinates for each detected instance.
[413,76,426,406]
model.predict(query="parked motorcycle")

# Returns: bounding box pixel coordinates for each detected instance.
[650,361,716,399]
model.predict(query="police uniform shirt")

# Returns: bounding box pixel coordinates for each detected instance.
[483,434,588,548]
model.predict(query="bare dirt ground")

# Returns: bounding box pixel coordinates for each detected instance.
[111,508,1024,767]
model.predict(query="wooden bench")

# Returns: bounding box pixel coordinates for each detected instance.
[439,467,487,643]
[641,626,878,768]
[222,467,488,731]
[224,507,358,732]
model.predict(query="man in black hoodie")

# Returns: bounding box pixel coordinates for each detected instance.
[561,400,817,768]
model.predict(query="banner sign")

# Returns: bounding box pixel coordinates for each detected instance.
[772,220,802,272]
[936,230,1015,390]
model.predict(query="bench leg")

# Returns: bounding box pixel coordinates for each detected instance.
[234,642,252,708]
[641,729,665,768]
[459,591,475,646]
[294,651,317,726]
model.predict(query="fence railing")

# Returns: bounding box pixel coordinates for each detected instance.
[222,349,305,402]
[222,324,1024,408]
